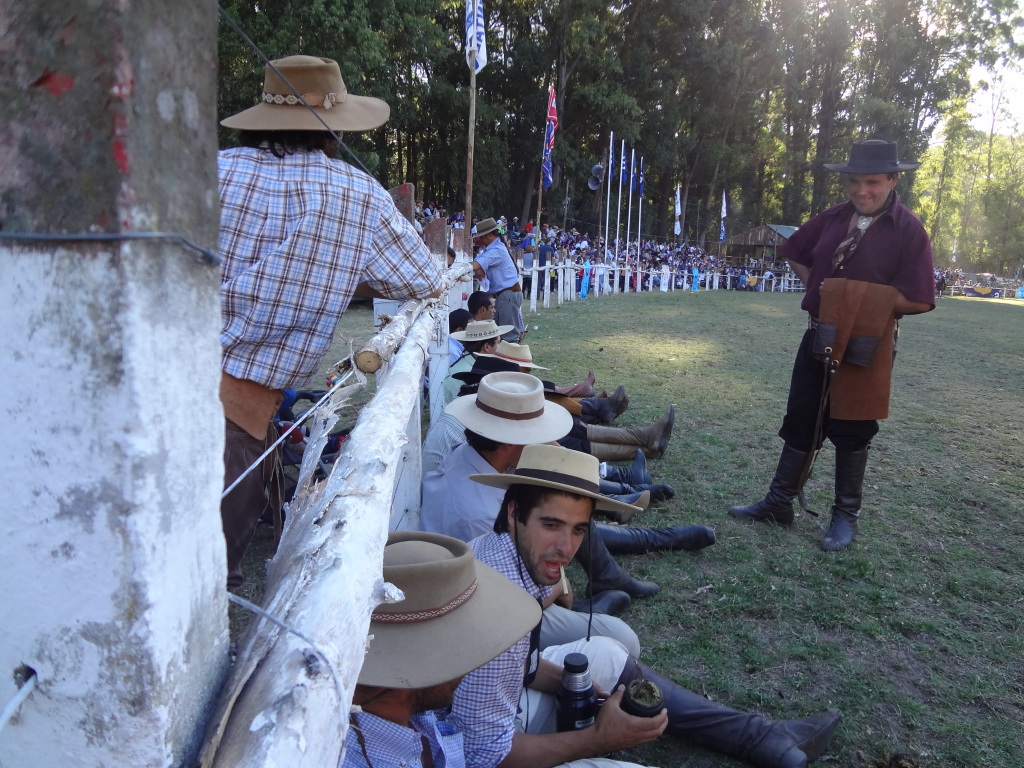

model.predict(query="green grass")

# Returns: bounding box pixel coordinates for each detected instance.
[528,290,1024,768]
[238,291,1024,768]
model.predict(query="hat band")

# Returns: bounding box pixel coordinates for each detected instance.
[497,354,533,365]
[262,90,346,110]
[464,331,498,340]
[371,579,477,623]
[514,467,600,494]
[475,399,544,421]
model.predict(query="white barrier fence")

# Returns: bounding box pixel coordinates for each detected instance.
[518,260,802,314]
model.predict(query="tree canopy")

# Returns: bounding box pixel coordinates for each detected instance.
[217,0,1024,272]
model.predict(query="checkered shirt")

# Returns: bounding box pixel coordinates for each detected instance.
[451,533,549,768]
[345,710,465,768]
[218,147,442,389]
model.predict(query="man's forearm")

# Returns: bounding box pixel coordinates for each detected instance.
[893,291,931,315]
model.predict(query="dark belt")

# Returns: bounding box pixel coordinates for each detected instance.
[807,315,819,330]
[495,284,522,296]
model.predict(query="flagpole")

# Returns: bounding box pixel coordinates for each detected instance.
[464,61,476,258]
[603,131,613,263]
[614,139,624,263]
[636,157,643,280]
[625,148,635,277]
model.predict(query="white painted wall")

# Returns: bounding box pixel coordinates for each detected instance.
[0,246,228,767]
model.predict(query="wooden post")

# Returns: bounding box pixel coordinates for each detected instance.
[0,3,226,766]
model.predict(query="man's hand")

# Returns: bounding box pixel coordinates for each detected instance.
[590,686,668,752]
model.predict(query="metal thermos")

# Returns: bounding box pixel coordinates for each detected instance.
[556,652,599,732]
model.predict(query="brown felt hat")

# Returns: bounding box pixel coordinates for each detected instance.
[221,55,390,132]
[470,443,645,515]
[475,217,500,237]
[358,532,541,688]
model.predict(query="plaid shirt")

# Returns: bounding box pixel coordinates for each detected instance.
[218,147,442,389]
[344,710,465,768]
[451,533,548,768]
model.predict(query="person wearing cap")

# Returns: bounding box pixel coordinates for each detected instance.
[216,55,443,588]
[471,217,523,342]
[448,308,473,366]
[729,139,934,551]
[450,444,841,768]
[346,531,541,768]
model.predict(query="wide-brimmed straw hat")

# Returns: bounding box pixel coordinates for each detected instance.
[477,341,548,370]
[475,217,500,237]
[823,139,920,174]
[359,531,541,688]
[450,319,513,342]
[221,55,390,132]
[445,372,572,444]
[470,444,644,515]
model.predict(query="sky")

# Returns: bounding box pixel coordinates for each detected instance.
[969,62,1024,134]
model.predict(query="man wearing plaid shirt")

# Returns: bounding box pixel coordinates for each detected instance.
[216,55,441,588]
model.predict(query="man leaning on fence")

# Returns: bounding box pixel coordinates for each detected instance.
[728,139,934,551]
[216,55,442,588]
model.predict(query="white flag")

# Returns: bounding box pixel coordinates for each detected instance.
[721,188,727,218]
[465,0,487,74]
[674,185,681,236]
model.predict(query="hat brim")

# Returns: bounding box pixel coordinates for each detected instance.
[469,471,644,515]
[358,557,541,688]
[823,160,920,173]
[220,93,390,132]
[475,352,548,370]
[450,324,513,342]
[476,224,500,237]
[445,395,572,445]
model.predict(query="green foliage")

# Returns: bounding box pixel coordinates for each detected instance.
[216,0,1024,255]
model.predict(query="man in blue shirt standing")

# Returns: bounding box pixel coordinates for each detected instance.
[471,217,523,341]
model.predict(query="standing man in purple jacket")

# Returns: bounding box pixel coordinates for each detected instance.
[729,140,935,551]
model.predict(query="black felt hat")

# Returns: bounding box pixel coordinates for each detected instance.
[824,140,920,173]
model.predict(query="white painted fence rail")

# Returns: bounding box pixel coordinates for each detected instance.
[198,267,469,768]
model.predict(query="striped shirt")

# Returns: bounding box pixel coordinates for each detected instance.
[218,147,442,389]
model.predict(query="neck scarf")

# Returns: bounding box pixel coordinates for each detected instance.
[830,191,896,273]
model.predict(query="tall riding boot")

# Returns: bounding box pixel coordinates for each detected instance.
[580,397,618,425]
[728,444,809,525]
[617,661,841,768]
[586,405,675,458]
[576,522,660,599]
[597,522,716,554]
[594,485,650,525]
[602,449,652,485]
[554,370,597,398]
[821,448,868,551]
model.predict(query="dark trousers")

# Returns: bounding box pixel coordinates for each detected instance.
[222,419,283,588]
[778,330,879,453]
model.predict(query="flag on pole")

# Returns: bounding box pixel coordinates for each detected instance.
[465,0,487,74]
[638,157,645,196]
[630,153,636,191]
[719,189,727,242]
[620,142,627,184]
[541,83,558,190]
[674,185,681,236]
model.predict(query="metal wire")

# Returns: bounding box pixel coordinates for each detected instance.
[0,231,218,265]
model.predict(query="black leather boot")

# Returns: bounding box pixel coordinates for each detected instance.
[576,522,660,599]
[597,523,716,554]
[616,661,841,768]
[580,397,619,425]
[728,444,809,525]
[602,449,653,485]
[571,590,631,616]
[821,448,868,551]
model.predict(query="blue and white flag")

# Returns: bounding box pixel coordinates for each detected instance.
[465,0,487,74]
[674,185,681,236]
[638,157,645,196]
[720,189,727,241]
[630,153,636,191]
[541,83,558,190]
[620,141,627,184]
